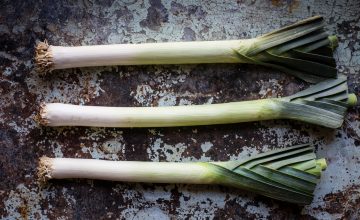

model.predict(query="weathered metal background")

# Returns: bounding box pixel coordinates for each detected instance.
[0,0,359,219]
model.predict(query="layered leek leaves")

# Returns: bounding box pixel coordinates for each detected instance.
[211,144,326,204]
[236,16,338,83]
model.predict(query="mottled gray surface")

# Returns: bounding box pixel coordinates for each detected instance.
[1,0,360,219]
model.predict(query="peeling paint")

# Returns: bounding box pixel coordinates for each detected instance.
[2,184,53,219]
[147,138,188,162]
[200,142,213,152]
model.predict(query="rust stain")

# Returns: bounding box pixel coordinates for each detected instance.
[317,185,360,218]
[18,205,28,220]
[288,0,300,13]
[271,0,300,12]
[271,0,283,7]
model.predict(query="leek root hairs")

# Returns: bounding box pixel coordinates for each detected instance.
[35,40,54,74]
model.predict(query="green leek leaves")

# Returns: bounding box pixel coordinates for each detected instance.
[210,144,325,204]
[279,75,356,128]
[235,16,338,83]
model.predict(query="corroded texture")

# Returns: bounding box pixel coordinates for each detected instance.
[0,0,359,219]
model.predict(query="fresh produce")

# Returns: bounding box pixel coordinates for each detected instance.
[38,144,326,205]
[39,76,357,129]
[35,16,338,83]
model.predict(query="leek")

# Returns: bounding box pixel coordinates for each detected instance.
[36,16,338,83]
[39,76,357,129]
[38,144,326,205]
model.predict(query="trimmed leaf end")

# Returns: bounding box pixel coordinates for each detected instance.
[347,93,358,107]
[316,158,327,170]
[328,35,338,51]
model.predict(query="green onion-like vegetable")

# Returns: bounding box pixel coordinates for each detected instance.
[35,16,337,83]
[38,144,326,204]
[39,76,357,128]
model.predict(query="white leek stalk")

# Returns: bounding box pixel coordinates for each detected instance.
[39,76,357,128]
[35,16,338,83]
[38,144,327,205]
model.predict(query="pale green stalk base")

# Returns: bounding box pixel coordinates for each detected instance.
[39,144,326,205]
[40,158,214,184]
[39,99,280,127]
[52,40,249,68]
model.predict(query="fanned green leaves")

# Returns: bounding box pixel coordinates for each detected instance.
[234,16,338,83]
[210,144,325,204]
[278,75,356,128]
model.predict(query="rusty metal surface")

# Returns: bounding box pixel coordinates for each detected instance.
[0,0,359,219]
